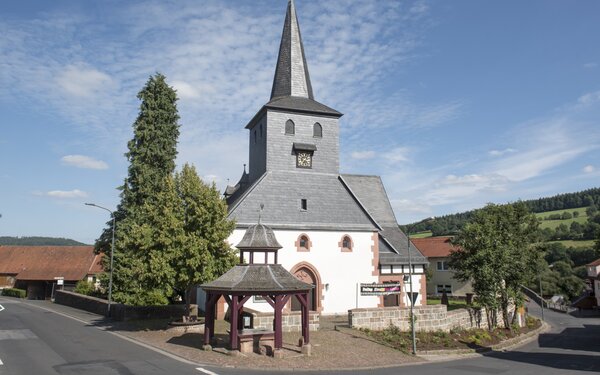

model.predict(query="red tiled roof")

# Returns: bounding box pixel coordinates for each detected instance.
[587,258,600,267]
[0,246,103,281]
[411,236,459,258]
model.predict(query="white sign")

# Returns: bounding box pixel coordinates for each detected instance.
[57,279,64,286]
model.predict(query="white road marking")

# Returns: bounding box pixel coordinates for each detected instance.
[0,304,4,312]
[196,368,219,375]
[0,357,4,365]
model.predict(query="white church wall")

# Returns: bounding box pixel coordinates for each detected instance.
[227,228,379,314]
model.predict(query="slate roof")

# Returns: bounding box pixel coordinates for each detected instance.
[270,0,314,100]
[236,223,283,250]
[0,246,103,281]
[412,236,459,258]
[265,96,341,117]
[341,174,428,265]
[201,264,313,293]
[228,171,378,231]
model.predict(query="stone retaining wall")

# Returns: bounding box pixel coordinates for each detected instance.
[55,290,109,316]
[55,290,186,321]
[349,305,516,332]
[245,308,319,332]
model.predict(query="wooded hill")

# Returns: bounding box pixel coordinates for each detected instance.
[0,236,87,246]
[402,187,600,236]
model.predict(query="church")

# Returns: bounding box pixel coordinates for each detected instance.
[223,0,428,315]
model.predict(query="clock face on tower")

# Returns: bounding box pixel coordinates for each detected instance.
[296,152,312,168]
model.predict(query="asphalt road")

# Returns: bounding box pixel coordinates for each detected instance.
[0,297,598,374]
[0,297,201,375]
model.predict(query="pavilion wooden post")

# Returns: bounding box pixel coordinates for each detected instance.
[274,295,283,349]
[229,295,239,350]
[203,293,212,346]
[300,292,310,345]
[204,292,219,346]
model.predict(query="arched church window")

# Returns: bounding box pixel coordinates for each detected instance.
[340,235,353,252]
[296,234,311,252]
[285,119,295,135]
[313,122,322,137]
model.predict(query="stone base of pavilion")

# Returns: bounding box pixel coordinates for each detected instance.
[245,308,320,332]
[203,308,319,357]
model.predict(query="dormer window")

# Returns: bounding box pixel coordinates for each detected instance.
[285,119,295,135]
[313,122,322,137]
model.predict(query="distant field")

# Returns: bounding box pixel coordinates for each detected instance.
[535,207,589,230]
[410,231,432,238]
[548,240,596,248]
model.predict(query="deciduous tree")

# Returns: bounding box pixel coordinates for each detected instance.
[450,202,539,330]
[173,164,237,318]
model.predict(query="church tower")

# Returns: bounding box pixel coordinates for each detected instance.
[225,0,429,315]
[245,0,343,184]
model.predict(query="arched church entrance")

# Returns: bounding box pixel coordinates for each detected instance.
[290,262,322,312]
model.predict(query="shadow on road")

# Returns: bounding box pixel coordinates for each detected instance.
[483,324,600,372]
[486,350,600,372]
[538,325,600,352]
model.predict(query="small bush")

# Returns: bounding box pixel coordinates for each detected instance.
[525,315,538,329]
[74,280,96,296]
[1,288,26,298]
[561,212,573,220]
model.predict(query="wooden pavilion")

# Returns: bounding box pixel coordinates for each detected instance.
[200,222,313,355]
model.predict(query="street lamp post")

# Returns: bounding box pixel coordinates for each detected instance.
[85,203,115,317]
[406,217,434,355]
[539,271,544,322]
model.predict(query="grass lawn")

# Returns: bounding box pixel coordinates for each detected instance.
[427,297,469,311]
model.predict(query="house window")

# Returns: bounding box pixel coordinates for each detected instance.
[436,284,452,295]
[285,119,295,135]
[300,199,307,211]
[260,123,263,137]
[313,122,322,137]
[254,130,257,144]
[339,235,353,252]
[437,261,450,271]
[296,234,311,252]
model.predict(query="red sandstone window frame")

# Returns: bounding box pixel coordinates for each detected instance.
[295,234,312,252]
[339,234,353,252]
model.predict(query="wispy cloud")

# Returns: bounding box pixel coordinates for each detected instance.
[351,151,376,160]
[36,189,89,199]
[56,65,114,97]
[583,165,595,173]
[61,155,108,170]
[489,148,516,157]
[383,147,411,163]
[583,62,597,69]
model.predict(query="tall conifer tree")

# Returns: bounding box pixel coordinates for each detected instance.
[96,73,181,305]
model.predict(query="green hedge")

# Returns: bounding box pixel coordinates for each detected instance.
[2,288,26,298]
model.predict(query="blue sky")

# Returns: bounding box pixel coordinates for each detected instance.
[1,0,599,244]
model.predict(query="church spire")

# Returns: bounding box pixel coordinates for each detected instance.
[270,0,314,100]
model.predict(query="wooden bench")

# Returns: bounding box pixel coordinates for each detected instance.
[237,329,275,354]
